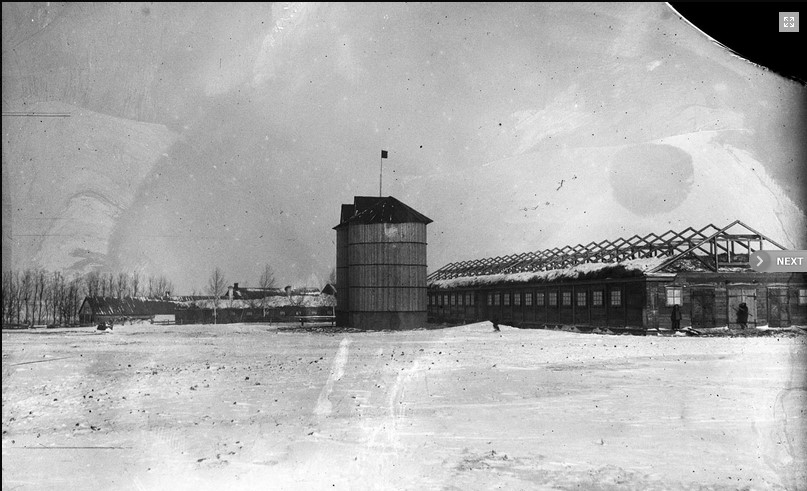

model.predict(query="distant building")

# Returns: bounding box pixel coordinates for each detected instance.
[226,283,285,301]
[78,297,181,325]
[334,196,432,329]
[321,283,337,296]
[427,221,806,331]
[175,293,335,324]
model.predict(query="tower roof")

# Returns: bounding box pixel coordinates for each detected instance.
[334,196,432,229]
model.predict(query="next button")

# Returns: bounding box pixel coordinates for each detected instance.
[751,250,807,273]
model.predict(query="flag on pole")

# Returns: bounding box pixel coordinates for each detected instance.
[381,150,388,159]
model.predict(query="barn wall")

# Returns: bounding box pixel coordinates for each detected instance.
[637,272,805,330]
[429,278,648,329]
[347,222,428,329]
[335,226,350,326]
[428,272,805,331]
[175,306,334,325]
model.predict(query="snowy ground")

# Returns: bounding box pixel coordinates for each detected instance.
[2,323,806,490]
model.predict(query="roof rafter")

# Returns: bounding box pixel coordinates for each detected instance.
[427,220,787,282]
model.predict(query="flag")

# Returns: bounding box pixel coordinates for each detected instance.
[381,150,388,159]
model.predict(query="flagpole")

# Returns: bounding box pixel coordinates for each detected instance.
[379,153,383,197]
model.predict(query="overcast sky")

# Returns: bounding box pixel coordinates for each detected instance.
[3,2,805,294]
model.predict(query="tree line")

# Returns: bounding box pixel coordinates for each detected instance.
[2,269,174,327]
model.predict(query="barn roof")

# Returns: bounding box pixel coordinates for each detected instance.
[80,297,180,316]
[428,220,786,288]
[334,196,432,229]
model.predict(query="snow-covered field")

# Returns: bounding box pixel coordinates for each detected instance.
[2,323,805,490]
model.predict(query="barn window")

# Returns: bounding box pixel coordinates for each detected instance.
[610,289,622,306]
[577,292,587,306]
[465,293,470,306]
[442,294,447,306]
[525,292,533,306]
[494,293,500,306]
[548,292,557,306]
[562,292,572,306]
[666,287,683,306]
[503,293,510,306]
[799,289,807,305]
[514,292,521,306]
[488,293,494,306]
[536,292,545,306]
[451,294,456,306]
[592,290,603,306]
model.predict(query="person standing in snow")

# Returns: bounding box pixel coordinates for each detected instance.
[736,302,749,329]
[670,304,682,331]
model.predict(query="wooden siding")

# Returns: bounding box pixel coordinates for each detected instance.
[350,287,426,312]
[348,222,427,244]
[336,227,350,323]
[429,271,805,332]
[348,243,426,265]
[347,222,428,314]
[429,279,649,329]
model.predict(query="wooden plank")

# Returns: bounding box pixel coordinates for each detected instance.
[348,222,427,244]
[348,243,426,265]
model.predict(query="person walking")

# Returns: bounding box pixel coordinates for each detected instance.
[670,304,682,331]
[736,302,749,329]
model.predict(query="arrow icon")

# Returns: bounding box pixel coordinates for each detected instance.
[756,256,764,267]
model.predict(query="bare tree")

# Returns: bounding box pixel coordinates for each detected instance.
[20,269,33,326]
[115,272,128,298]
[131,271,141,297]
[207,267,227,324]
[62,274,83,325]
[102,272,115,298]
[33,269,46,325]
[258,264,276,317]
[147,275,156,297]
[156,275,173,298]
[2,270,18,326]
[50,271,63,325]
[85,271,101,297]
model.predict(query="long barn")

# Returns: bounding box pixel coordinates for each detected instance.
[427,221,806,331]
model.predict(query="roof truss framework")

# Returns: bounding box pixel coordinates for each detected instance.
[427,220,786,282]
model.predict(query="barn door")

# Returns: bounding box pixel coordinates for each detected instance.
[728,288,757,328]
[767,288,790,328]
[690,289,715,328]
